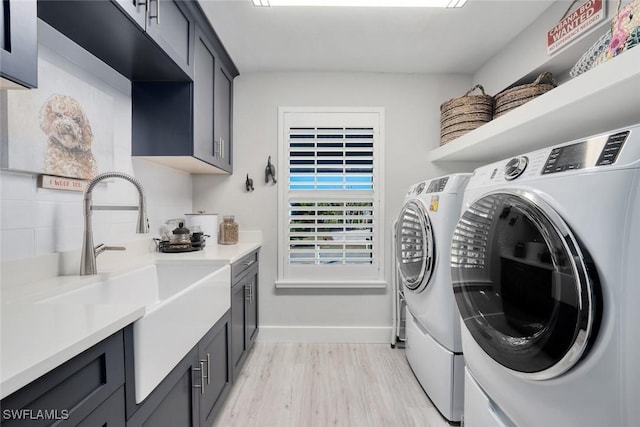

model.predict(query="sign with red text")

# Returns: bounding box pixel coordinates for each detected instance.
[547,0,605,55]
[38,175,87,192]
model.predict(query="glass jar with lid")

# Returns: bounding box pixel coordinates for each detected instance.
[219,215,239,245]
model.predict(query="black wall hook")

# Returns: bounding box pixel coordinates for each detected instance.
[245,174,254,192]
[265,156,277,184]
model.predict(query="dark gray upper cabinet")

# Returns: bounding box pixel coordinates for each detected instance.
[114,0,146,28]
[0,0,37,88]
[132,23,235,174]
[214,60,233,172]
[192,25,234,172]
[37,0,194,81]
[144,0,194,77]
[38,0,238,174]
[193,26,217,167]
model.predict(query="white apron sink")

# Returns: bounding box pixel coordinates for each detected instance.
[37,261,231,403]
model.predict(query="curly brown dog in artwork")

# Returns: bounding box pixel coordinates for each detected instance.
[39,94,98,180]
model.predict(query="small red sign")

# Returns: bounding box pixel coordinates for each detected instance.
[547,0,604,55]
[38,175,88,192]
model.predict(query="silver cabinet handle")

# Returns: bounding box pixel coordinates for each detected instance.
[217,137,225,160]
[200,357,209,384]
[243,259,255,268]
[247,281,254,303]
[244,285,250,301]
[206,353,211,384]
[193,361,205,394]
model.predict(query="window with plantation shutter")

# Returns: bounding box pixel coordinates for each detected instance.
[276,107,386,288]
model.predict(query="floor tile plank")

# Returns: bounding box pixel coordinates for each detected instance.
[212,343,451,427]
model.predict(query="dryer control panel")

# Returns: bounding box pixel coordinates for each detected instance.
[425,177,449,193]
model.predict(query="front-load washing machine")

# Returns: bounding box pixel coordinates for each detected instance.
[396,173,471,423]
[450,125,640,427]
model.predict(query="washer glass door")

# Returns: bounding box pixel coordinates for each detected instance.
[450,191,600,380]
[396,200,435,292]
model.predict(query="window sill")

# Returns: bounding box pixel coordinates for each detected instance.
[275,280,387,289]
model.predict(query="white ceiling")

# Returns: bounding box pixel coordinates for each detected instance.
[199,0,557,75]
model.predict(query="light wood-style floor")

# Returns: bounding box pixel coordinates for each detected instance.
[212,343,451,427]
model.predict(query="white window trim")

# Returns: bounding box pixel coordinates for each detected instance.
[276,106,386,289]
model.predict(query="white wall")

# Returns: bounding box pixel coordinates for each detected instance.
[0,22,192,263]
[193,71,473,342]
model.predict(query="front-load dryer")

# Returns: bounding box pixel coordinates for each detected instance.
[450,125,640,427]
[396,173,471,423]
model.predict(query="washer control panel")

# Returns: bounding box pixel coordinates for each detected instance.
[542,130,630,175]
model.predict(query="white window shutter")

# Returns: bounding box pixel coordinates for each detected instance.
[277,108,385,287]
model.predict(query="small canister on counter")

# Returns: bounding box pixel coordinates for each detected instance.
[219,215,239,245]
[185,212,218,244]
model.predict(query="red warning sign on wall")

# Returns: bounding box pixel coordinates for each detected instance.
[547,0,605,55]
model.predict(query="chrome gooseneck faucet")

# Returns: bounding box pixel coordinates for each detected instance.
[80,172,149,275]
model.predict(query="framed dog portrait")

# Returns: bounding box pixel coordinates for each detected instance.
[1,56,114,180]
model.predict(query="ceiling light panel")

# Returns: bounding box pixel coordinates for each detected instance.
[252,0,468,7]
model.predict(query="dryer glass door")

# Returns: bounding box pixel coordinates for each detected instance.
[450,191,600,380]
[396,200,435,292]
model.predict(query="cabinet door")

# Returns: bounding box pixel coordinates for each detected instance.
[199,313,232,427]
[127,346,200,427]
[231,280,247,378]
[193,27,216,166]
[0,0,37,88]
[214,62,233,172]
[144,0,194,77]
[77,387,126,427]
[245,267,259,349]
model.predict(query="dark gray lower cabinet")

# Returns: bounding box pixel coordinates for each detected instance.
[2,286,243,426]
[125,311,231,427]
[198,313,232,427]
[126,346,199,427]
[0,330,125,426]
[77,387,126,427]
[231,250,260,380]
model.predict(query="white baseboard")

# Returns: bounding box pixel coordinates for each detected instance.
[256,326,393,343]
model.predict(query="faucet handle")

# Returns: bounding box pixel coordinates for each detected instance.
[95,244,127,256]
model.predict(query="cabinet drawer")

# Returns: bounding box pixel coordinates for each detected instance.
[1,331,125,426]
[231,250,259,284]
[77,386,126,427]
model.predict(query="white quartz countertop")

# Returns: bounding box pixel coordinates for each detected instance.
[0,303,144,400]
[154,241,262,265]
[0,239,261,400]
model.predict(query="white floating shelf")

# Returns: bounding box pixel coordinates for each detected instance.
[429,47,640,163]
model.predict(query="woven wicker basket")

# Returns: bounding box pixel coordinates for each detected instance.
[493,72,557,118]
[439,85,493,146]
